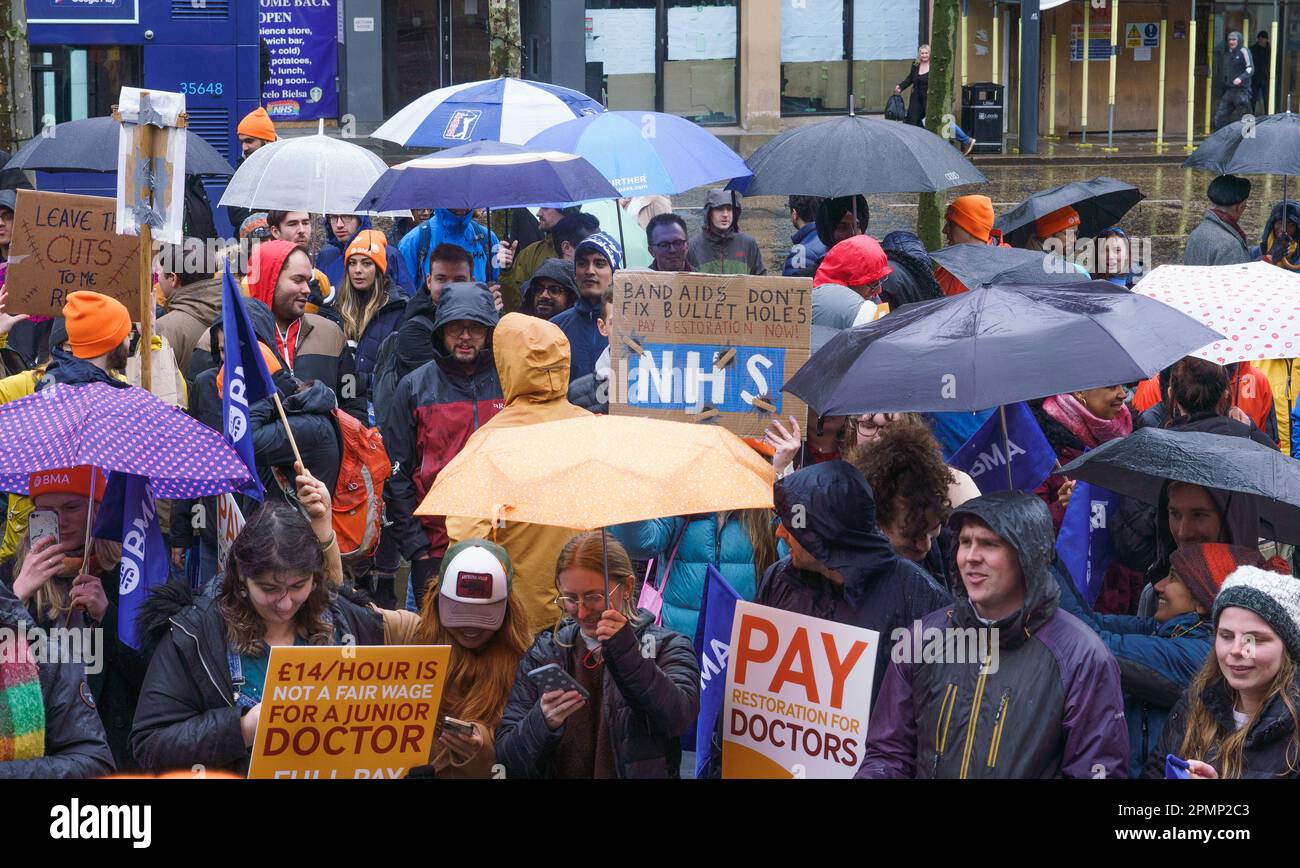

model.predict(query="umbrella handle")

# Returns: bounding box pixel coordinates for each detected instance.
[602,527,610,611]
[79,466,97,577]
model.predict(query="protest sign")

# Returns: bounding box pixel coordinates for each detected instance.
[248,645,451,780]
[5,190,140,317]
[723,601,878,779]
[607,271,811,438]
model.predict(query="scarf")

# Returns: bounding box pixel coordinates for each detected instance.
[1042,392,1132,449]
[1211,208,1249,245]
[0,631,46,762]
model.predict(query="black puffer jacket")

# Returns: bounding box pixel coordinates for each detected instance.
[495,617,700,779]
[130,581,384,774]
[1143,670,1300,779]
[350,285,408,401]
[248,379,342,497]
[0,582,116,779]
[372,287,440,420]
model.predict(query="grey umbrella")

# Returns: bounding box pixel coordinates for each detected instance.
[994,176,1144,248]
[783,280,1223,416]
[929,243,1086,288]
[729,114,986,197]
[1183,110,1300,176]
[1059,427,1300,543]
[3,116,234,176]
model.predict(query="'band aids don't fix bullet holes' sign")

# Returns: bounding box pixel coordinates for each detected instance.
[248,645,451,780]
[723,602,878,779]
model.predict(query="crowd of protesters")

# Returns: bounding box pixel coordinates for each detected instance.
[0,103,1298,783]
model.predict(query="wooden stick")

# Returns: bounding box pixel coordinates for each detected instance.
[714,347,736,369]
[80,465,97,576]
[137,108,155,393]
[272,392,304,468]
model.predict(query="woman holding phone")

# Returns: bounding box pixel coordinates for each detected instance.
[130,466,383,775]
[495,532,700,779]
[377,539,531,778]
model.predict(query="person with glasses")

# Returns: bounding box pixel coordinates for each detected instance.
[646,213,698,273]
[131,471,385,775]
[518,257,578,321]
[382,283,503,614]
[496,531,699,779]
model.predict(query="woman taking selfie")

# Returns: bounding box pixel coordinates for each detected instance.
[379,539,531,778]
[131,467,382,774]
[496,532,699,779]
[1145,565,1300,778]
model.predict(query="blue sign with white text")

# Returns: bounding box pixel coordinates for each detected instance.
[627,343,785,414]
[27,0,138,24]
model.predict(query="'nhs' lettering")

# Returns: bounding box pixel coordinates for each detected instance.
[629,343,783,413]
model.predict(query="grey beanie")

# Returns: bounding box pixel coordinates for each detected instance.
[1213,566,1300,662]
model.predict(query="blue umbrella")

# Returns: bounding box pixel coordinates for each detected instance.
[372,76,604,149]
[354,141,621,213]
[524,110,751,196]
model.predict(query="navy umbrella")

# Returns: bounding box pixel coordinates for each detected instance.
[1183,110,1300,176]
[355,140,620,212]
[729,114,986,197]
[783,280,1223,416]
[4,116,234,176]
[994,176,1144,248]
[929,243,1086,288]
[1060,427,1300,542]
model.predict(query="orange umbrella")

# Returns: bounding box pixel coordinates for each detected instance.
[416,414,774,530]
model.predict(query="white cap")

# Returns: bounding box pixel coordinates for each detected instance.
[437,542,509,630]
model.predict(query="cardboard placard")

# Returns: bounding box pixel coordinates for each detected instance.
[607,271,811,438]
[248,645,451,780]
[723,602,878,779]
[5,190,140,317]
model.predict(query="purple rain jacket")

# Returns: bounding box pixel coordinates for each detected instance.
[856,491,1131,779]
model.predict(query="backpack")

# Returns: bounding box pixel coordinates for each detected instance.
[884,93,907,121]
[330,408,392,558]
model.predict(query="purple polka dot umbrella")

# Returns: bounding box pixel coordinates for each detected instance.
[0,382,258,498]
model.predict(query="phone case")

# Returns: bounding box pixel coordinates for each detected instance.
[527,664,590,701]
[28,511,59,545]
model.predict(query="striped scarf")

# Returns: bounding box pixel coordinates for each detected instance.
[0,631,45,762]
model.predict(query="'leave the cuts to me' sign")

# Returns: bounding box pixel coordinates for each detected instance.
[607,271,812,438]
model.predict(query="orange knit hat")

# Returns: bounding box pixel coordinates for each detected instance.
[216,341,283,398]
[237,107,277,143]
[945,195,995,243]
[1034,206,1081,239]
[62,291,132,360]
[29,466,107,502]
[344,229,388,274]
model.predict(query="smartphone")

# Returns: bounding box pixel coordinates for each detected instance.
[441,716,475,737]
[527,663,590,701]
[28,509,59,548]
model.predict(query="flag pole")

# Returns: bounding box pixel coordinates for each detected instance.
[999,405,1014,490]
[272,392,305,468]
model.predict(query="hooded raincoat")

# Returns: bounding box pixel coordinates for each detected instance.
[445,314,593,633]
[398,209,499,289]
[688,189,766,276]
[857,491,1130,779]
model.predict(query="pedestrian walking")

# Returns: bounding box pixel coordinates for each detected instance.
[1212,32,1254,132]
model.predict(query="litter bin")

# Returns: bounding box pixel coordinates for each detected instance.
[961,83,1004,154]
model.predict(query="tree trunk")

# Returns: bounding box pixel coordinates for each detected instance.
[0,0,34,152]
[919,0,959,251]
[488,0,522,79]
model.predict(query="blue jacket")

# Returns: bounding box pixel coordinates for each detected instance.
[1052,568,1212,777]
[397,210,499,289]
[782,222,828,276]
[352,286,408,402]
[550,293,607,384]
[610,514,762,642]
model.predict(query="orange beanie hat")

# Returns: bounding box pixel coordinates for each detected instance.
[1034,206,1081,239]
[63,291,132,360]
[945,195,995,244]
[344,229,388,274]
[216,341,283,398]
[237,107,277,143]
[29,466,107,502]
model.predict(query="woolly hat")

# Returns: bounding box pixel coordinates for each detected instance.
[239,212,272,241]
[29,465,106,502]
[344,229,388,274]
[575,231,623,272]
[1034,206,1081,239]
[237,107,277,143]
[247,239,301,306]
[1207,174,1251,207]
[1169,542,1266,614]
[1213,565,1300,661]
[945,195,995,243]
[62,291,132,360]
[813,234,893,290]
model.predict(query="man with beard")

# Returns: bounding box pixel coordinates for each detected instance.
[499,206,578,310]
[518,258,578,321]
[226,107,277,231]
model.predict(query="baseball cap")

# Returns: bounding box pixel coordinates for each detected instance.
[437,539,512,630]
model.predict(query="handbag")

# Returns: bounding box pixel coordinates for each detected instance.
[636,522,688,626]
[884,93,907,121]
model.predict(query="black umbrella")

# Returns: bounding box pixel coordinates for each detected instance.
[1183,110,1300,176]
[4,116,234,176]
[1059,427,1300,543]
[994,176,1144,248]
[0,149,33,190]
[929,243,1086,288]
[782,280,1223,416]
[729,114,986,197]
